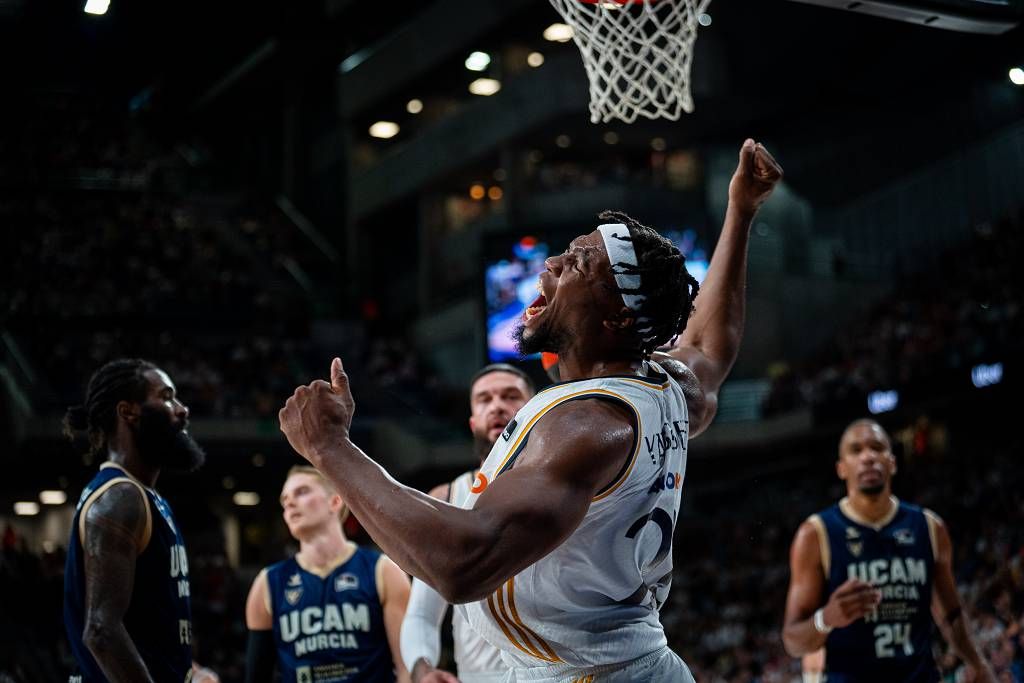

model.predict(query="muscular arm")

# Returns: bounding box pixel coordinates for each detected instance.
[283,382,632,604]
[928,512,995,682]
[379,557,413,683]
[662,140,782,437]
[782,521,830,657]
[81,482,156,683]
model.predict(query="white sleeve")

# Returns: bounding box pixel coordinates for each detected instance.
[399,576,450,673]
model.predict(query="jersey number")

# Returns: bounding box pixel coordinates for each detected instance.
[874,623,913,658]
[624,507,674,609]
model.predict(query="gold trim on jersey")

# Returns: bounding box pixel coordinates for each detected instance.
[591,392,642,502]
[807,514,830,577]
[571,676,595,683]
[487,578,563,663]
[493,388,642,494]
[838,496,900,530]
[78,475,153,553]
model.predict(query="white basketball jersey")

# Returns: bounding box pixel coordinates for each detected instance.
[448,471,508,681]
[456,363,690,670]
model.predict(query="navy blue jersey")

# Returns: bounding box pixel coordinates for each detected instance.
[816,499,938,683]
[64,463,193,683]
[267,546,395,682]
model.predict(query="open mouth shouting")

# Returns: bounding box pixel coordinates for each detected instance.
[524,278,552,325]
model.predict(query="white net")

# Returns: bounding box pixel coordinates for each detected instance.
[548,0,711,124]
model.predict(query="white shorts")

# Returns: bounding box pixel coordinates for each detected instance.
[501,647,694,683]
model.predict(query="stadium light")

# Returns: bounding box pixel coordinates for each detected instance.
[971,362,1003,388]
[468,78,501,96]
[14,502,40,516]
[233,492,260,507]
[39,490,67,505]
[1009,68,1024,86]
[543,23,575,42]
[527,52,545,68]
[698,13,712,26]
[465,51,491,72]
[368,121,400,139]
[83,0,110,15]
[867,389,899,415]
[406,99,423,114]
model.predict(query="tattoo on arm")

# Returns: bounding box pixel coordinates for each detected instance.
[81,482,156,683]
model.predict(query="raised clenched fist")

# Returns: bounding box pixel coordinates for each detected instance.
[728,138,783,216]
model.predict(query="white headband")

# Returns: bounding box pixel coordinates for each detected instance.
[597,223,656,342]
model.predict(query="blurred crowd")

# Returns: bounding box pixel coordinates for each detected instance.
[667,422,1024,683]
[763,208,1022,417]
[3,414,1020,683]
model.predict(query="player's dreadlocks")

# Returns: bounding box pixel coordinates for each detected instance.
[63,358,157,456]
[599,210,700,358]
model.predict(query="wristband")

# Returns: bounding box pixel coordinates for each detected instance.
[813,608,833,634]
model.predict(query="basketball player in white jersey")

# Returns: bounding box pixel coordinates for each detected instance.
[279,139,782,681]
[400,364,536,682]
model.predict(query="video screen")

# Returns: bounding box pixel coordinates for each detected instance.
[484,228,709,362]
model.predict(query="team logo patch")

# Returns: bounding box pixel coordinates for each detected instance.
[502,419,517,442]
[285,588,303,605]
[847,541,863,557]
[470,472,488,494]
[893,528,915,545]
[335,573,359,592]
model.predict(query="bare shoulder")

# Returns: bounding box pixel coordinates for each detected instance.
[84,480,149,544]
[651,353,711,434]
[519,398,635,492]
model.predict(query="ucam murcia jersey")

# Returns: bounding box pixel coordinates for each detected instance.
[812,498,939,683]
[448,471,508,681]
[64,463,193,683]
[455,362,690,671]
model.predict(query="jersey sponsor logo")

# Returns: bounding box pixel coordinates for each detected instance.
[893,528,916,545]
[334,573,359,592]
[647,471,683,494]
[471,472,488,494]
[643,420,687,466]
[847,557,928,602]
[279,603,372,642]
[179,619,192,645]
[502,419,517,442]
[846,526,860,539]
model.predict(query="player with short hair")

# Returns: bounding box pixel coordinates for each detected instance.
[782,419,995,683]
[62,358,217,683]
[245,466,412,683]
[279,139,782,682]
[400,364,536,682]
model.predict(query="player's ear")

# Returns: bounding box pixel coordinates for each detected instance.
[329,493,344,514]
[117,400,140,424]
[602,306,635,332]
[468,416,477,432]
[835,457,847,481]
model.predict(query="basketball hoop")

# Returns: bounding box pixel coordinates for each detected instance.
[548,0,711,124]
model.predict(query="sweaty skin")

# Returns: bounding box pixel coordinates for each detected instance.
[279,141,782,605]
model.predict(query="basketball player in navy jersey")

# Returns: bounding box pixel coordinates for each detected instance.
[278,139,782,681]
[62,358,219,683]
[245,466,412,682]
[782,419,995,683]
[400,364,535,682]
